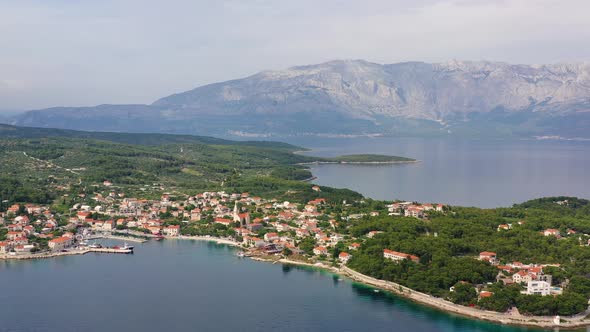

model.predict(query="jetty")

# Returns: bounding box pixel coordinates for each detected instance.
[89,247,133,254]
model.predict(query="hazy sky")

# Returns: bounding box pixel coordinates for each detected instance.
[1,0,590,111]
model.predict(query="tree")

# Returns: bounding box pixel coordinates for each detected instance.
[449,282,477,305]
[298,237,316,255]
[282,247,293,256]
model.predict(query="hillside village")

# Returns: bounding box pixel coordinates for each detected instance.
[0,182,445,261]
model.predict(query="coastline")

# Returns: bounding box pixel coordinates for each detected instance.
[249,254,590,329]
[0,249,90,260]
[296,160,420,166]
[175,235,241,247]
[4,234,590,329]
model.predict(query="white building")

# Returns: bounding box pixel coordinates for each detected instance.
[339,252,351,264]
[383,249,419,263]
[524,281,551,296]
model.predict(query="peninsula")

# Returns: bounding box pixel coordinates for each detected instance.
[299,154,418,165]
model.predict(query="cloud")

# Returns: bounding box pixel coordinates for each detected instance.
[0,0,589,110]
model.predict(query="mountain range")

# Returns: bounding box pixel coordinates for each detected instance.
[9,60,590,138]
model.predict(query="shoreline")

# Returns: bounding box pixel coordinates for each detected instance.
[0,249,90,260]
[175,235,241,247]
[296,160,420,166]
[249,255,590,329]
[4,235,590,329]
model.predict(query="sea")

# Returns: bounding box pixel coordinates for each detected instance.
[286,137,590,208]
[0,240,546,332]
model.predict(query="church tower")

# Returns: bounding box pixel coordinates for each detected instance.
[233,201,241,224]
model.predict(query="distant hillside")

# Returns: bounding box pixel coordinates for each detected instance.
[0,124,299,150]
[0,126,367,204]
[12,60,590,138]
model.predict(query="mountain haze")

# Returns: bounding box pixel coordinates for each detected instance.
[12,60,590,138]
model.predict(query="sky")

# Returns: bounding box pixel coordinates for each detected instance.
[1,0,590,111]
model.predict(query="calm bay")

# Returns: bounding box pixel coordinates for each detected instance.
[1,240,545,332]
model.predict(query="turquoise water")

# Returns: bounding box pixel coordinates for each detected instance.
[0,240,553,332]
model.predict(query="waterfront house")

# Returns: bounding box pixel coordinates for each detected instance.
[163,225,180,237]
[264,232,279,242]
[146,225,161,235]
[313,246,328,256]
[48,236,72,251]
[524,281,551,296]
[11,237,29,246]
[243,236,265,248]
[339,252,351,264]
[479,291,493,300]
[0,242,8,254]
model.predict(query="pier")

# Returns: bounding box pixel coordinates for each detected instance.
[89,248,133,254]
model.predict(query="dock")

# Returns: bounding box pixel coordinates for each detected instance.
[89,248,133,254]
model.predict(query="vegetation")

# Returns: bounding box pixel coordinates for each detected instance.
[347,197,590,316]
[0,126,365,206]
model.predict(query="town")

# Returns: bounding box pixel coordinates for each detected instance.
[0,182,446,263]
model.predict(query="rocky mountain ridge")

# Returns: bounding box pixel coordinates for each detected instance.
[11,60,590,138]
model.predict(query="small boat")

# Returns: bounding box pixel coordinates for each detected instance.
[373,289,380,293]
[236,251,245,258]
[121,243,134,250]
[89,243,102,249]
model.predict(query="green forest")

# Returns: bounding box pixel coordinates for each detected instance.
[0,125,365,204]
[346,197,590,316]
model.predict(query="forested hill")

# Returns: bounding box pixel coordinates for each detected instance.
[346,196,590,316]
[0,126,364,205]
[0,124,298,150]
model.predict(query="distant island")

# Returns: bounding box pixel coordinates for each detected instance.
[301,154,417,165]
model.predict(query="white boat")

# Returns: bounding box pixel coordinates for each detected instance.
[236,251,245,258]
[121,243,134,250]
